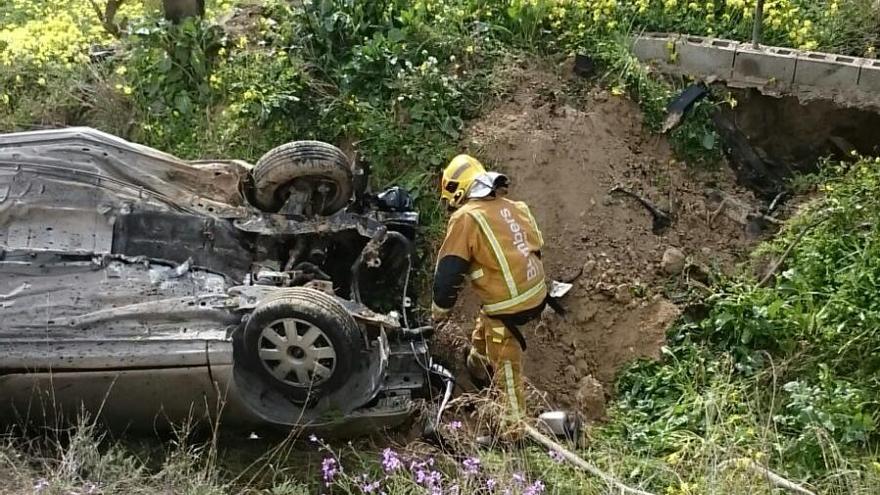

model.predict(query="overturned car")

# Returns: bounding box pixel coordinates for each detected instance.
[0,127,444,435]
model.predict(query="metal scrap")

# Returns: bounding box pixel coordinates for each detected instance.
[609,185,673,234]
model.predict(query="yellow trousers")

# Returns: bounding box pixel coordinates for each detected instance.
[467,311,525,428]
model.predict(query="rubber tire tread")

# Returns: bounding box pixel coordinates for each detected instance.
[242,287,362,402]
[252,140,353,214]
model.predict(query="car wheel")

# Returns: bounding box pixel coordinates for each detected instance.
[252,140,353,215]
[242,288,362,402]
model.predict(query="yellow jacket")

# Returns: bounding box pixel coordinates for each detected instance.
[433,196,546,316]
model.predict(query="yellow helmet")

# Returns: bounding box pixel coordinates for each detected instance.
[440,154,486,209]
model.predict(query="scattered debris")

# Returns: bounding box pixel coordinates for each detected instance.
[559,266,584,284]
[661,247,686,275]
[661,84,709,133]
[537,410,582,440]
[684,261,712,284]
[706,187,782,232]
[572,54,597,78]
[609,185,673,234]
[766,191,788,215]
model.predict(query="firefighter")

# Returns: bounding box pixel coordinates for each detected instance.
[431,154,547,439]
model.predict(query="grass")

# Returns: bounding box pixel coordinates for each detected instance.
[2,0,880,493]
[7,385,879,494]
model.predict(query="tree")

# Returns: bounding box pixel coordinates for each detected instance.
[162,0,205,23]
[88,0,126,37]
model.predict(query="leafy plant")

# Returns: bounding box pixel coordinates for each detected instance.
[610,157,880,477]
[125,18,226,117]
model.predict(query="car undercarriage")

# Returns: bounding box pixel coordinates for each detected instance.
[0,127,443,435]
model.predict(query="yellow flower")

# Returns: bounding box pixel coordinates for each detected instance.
[122,85,132,95]
[115,65,127,75]
[37,77,46,86]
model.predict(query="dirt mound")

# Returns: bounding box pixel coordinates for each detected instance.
[441,62,762,420]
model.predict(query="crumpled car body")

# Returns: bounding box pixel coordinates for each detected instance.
[0,127,434,435]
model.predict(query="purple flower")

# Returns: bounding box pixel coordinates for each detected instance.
[321,457,338,485]
[461,456,481,475]
[448,420,463,430]
[486,478,497,490]
[381,448,402,472]
[415,469,443,489]
[408,457,435,472]
[548,449,565,463]
[359,476,381,494]
[524,480,546,495]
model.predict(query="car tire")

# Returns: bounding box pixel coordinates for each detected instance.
[242,288,362,402]
[252,141,353,215]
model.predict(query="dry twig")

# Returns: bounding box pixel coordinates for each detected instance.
[718,458,816,495]
[758,215,831,287]
[524,424,657,495]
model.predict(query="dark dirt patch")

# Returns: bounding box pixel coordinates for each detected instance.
[438,61,766,421]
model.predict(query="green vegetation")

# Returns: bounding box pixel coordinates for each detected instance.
[2,0,880,494]
[605,157,880,493]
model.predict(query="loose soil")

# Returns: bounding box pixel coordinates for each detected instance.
[435,61,766,421]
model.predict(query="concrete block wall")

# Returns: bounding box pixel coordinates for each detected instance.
[630,33,880,105]
[678,36,738,79]
[733,45,799,89]
[630,32,678,64]
[794,52,862,90]
[858,58,880,93]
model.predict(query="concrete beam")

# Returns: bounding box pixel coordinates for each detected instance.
[795,52,863,90]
